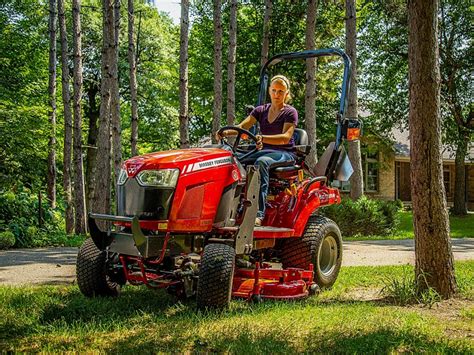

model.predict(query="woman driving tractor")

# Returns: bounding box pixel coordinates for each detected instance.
[217,75,298,226]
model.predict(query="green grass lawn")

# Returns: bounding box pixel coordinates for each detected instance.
[398,211,474,239]
[1,261,472,352]
[346,211,474,241]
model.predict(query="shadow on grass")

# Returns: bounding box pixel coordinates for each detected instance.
[303,328,467,353]
[1,286,472,352]
[104,329,300,353]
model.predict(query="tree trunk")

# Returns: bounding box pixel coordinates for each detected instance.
[453,126,468,215]
[304,0,318,170]
[72,0,86,234]
[261,0,272,67]
[93,0,114,215]
[85,83,99,212]
[111,0,121,183]
[345,0,364,200]
[408,0,456,298]
[226,0,237,126]
[58,0,74,233]
[47,0,57,209]
[128,0,139,156]
[211,0,223,143]
[179,0,190,148]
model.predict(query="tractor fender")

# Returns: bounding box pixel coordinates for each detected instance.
[292,187,340,237]
[292,190,321,237]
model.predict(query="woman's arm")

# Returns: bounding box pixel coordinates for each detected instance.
[216,115,257,139]
[259,122,295,145]
[237,115,257,130]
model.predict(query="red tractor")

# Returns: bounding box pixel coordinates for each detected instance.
[76,48,361,309]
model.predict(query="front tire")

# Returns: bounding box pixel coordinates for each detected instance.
[76,238,121,297]
[281,215,342,289]
[196,243,235,310]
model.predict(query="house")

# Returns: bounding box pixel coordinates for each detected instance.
[341,128,474,210]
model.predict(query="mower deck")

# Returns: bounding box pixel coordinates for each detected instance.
[118,255,315,301]
[232,262,315,300]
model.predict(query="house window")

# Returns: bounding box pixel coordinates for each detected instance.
[365,152,379,192]
[334,151,379,193]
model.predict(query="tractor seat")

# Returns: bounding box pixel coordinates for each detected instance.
[270,128,311,179]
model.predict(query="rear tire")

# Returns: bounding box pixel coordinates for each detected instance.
[76,238,121,297]
[196,243,235,310]
[281,215,342,289]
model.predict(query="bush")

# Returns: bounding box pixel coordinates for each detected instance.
[320,196,402,237]
[0,230,15,249]
[0,188,66,247]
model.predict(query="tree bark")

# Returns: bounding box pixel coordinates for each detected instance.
[304,0,318,170]
[47,0,57,209]
[211,0,223,143]
[261,0,272,67]
[453,126,468,215]
[128,0,139,156]
[111,0,122,183]
[408,0,456,298]
[226,0,237,126]
[93,0,114,215]
[72,0,87,234]
[179,0,190,148]
[85,82,99,212]
[58,0,74,233]
[345,0,364,200]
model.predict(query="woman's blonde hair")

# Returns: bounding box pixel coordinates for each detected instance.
[270,75,292,103]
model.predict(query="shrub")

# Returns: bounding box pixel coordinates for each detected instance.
[320,196,402,237]
[0,188,66,247]
[0,230,15,249]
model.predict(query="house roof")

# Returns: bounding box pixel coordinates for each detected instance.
[392,128,474,163]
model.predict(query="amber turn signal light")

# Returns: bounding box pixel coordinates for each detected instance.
[347,128,361,141]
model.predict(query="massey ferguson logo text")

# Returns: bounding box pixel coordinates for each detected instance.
[184,157,233,173]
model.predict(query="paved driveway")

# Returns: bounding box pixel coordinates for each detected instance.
[0,239,472,285]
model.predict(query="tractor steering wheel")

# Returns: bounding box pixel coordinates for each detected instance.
[217,126,259,161]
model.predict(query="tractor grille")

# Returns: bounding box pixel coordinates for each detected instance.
[117,178,174,220]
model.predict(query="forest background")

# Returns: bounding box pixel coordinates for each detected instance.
[0,0,472,248]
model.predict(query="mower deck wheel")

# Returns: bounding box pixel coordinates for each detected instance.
[76,238,121,297]
[196,243,235,310]
[281,215,342,289]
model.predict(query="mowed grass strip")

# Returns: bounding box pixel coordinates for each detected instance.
[397,211,474,239]
[0,261,472,353]
[346,211,474,240]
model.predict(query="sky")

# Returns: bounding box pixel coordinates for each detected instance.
[153,0,181,24]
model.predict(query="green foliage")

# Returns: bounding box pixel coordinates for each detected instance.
[320,196,403,237]
[0,188,64,247]
[0,0,49,190]
[359,0,473,150]
[0,230,15,249]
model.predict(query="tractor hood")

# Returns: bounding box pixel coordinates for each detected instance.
[123,148,233,178]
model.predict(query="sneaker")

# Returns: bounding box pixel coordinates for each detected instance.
[255,217,263,226]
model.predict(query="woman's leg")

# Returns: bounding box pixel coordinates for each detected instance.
[253,151,295,219]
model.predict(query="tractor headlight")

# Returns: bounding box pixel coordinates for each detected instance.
[117,168,128,185]
[136,169,179,187]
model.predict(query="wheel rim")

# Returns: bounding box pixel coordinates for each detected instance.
[318,234,338,277]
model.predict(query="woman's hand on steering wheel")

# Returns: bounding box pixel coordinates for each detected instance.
[255,135,263,150]
[217,126,260,160]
